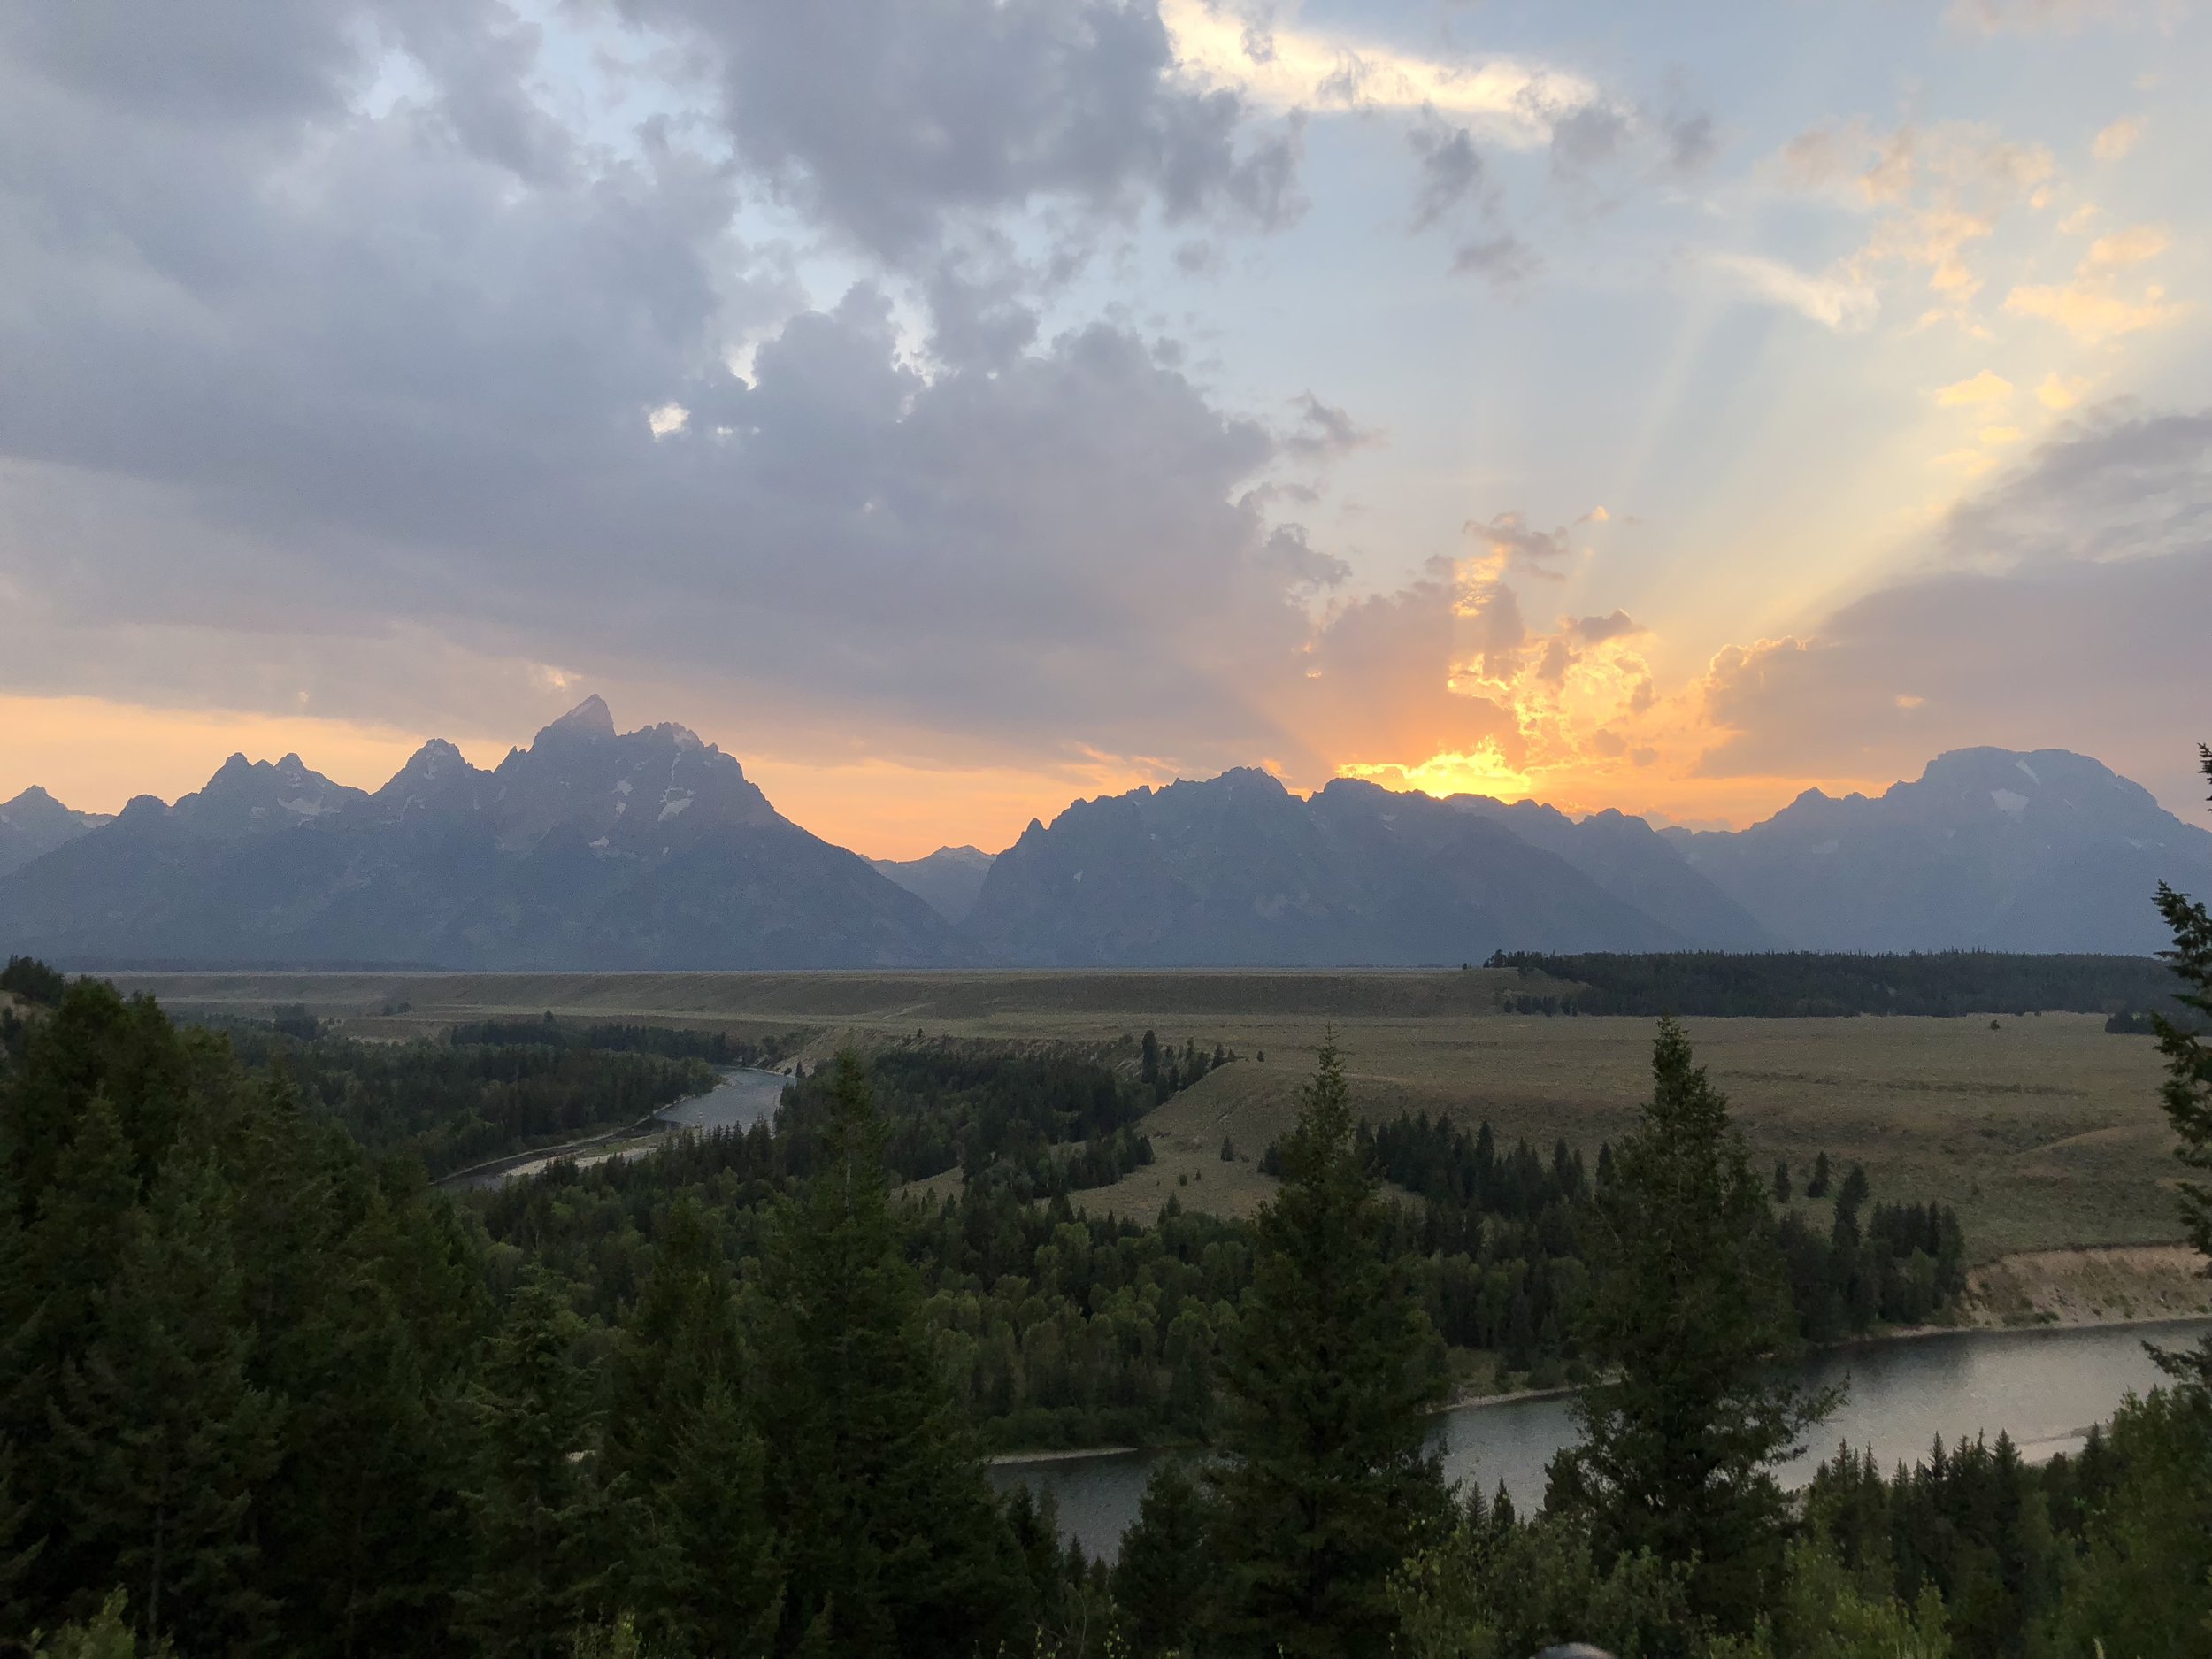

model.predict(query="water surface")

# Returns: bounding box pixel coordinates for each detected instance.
[993,1317,2212,1563]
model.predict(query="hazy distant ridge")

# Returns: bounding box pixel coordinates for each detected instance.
[3,710,2204,965]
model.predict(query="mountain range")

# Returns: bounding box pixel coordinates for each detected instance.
[3,697,2206,967]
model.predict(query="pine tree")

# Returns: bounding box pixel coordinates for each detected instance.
[1206,1036,1449,1657]
[1548,1018,1832,1636]
[602,1202,780,1655]
[752,1051,1015,1656]
[456,1272,607,1659]
[49,1159,283,1653]
[1112,1459,1212,1657]
[2151,741,2212,1395]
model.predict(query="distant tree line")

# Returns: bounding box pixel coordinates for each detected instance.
[1485,949,2184,1018]
[219,1026,715,1178]
[445,1015,799,1069]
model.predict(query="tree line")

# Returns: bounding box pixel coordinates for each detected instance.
[1484,949,2184,1018]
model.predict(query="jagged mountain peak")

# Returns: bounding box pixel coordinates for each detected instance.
[537,693,617,742]
[0,785,110,878]
[1,785,71,823]
[173,750,365,836]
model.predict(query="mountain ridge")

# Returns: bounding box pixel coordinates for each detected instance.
[3,720,2205,964]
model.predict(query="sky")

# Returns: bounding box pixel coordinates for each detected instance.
[1,0,2208,859]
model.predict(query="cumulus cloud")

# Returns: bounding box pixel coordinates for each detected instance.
[618,0,1309,262]
[0,0,1456,787]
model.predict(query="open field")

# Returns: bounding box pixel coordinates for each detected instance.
[112,969,2186,1260]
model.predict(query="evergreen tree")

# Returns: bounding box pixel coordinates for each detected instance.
[456,1273,607,1659]
[1112,1460,1213,1657]
[2151,741,2212,1394]
[752,1051,1014,1656]
[1548,1018,1832,1638]
[601,1202,780,1656]
[1773,1160,1792,1204]
[1206,1037,1449,1657]
[49,1159,283,1654]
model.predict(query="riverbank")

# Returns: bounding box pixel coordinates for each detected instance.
[1959,1244,2211,1327]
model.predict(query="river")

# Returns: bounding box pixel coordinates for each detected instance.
[653,1066,788,1132]
[989,1317,2212,1563]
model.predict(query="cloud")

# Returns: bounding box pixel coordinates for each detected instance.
[1158,0,1598,143]
[1774,118,2058,328]
[1452,233,1538,286]
[610,0,1310,263]
[1939,405,2212,567]
[1936,370,2015,406]
[1707,252,1878,330]
[2093,115,2147,159]
[1695,404,2212,805]
[1282,392,1380,461]
[2038,373,2088,410]
[0,3,1467,790]
[1407,112,1489,232]
[2003,225,2186,341]
[1948,0,2181,31]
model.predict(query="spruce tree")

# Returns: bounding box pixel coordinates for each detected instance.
[2151,741,2212,1395]
[1548,1018,1832,1636]
[1112,1459,1212,1657]
[456,1272,607,1659]
[1206,1036,1449,1657]
[49,1159,283,1653]
[752,1050,1015,1656]
[602,1202,780,1655]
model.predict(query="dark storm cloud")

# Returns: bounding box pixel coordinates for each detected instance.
[614,0,1308,261]
[0,0,1431,780]
[1697,408,2212,807]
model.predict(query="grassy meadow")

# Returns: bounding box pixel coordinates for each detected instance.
[113,967,2183,1260]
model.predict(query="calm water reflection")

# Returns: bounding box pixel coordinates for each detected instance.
[992,1317,2211,1563]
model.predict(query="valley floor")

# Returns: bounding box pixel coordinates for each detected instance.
[118,968,2185,1259]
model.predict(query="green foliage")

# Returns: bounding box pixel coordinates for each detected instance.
[2047,1386,2212,1658]
[27,1589,173,1659]
[1712,1540,1952,1659]
[0,956,66,1009]
[2151,743,2212,1396]
[1388,1495,1693,1659]
[1550,1018,1833,1634]
[455,1272,610,1657]
[1112,1460,1212,1657]
[776,1041,1164,1196]
[211,1028,715,1178]
[751,1051,1019,1656]
[1205,1038,1451,1656]
[599,1202,780,1656]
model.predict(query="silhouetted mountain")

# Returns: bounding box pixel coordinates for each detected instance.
[871,845,996,925]
[0,787,107,879]
[962,771,1689,965]
[1442,795,1777,949]
[1665,747,2212,954]
[0,698,964,969]
[4,726,2199,967]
